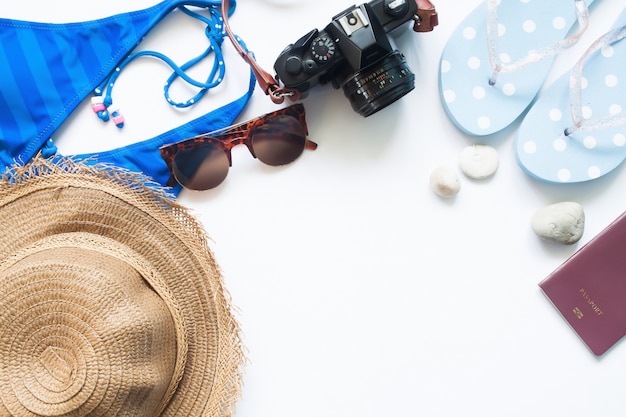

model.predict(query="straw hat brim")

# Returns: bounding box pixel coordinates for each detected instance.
[0,156,244,416]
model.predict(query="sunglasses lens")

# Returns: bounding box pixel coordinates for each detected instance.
[171,143,229,190]
[251,115,307,166]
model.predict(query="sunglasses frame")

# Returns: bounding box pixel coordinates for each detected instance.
[159,103,317,188]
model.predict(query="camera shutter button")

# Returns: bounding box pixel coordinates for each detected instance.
[285,56,303,75]
[383,0,409,18]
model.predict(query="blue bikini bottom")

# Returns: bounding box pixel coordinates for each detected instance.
[0,0,255,195]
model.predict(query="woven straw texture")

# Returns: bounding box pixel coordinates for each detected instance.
[0,157,244,417]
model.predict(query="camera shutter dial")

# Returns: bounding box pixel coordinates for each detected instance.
[310,35,336,63]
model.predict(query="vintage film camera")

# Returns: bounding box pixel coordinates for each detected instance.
[274,0,435,117]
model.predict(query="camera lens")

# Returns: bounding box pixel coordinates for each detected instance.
[340,51,415,117]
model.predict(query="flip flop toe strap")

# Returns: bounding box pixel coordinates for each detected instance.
[487,0,590,85]
[565,24,626,135]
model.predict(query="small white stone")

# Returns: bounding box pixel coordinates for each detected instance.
[458,144,499,179]
[531,202,585,245]
[429,166,461,198]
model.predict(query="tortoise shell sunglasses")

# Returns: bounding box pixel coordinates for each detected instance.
[159,103,317,190]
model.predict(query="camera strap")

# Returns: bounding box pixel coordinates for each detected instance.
[221,0,300,104]
[414,0,439,32]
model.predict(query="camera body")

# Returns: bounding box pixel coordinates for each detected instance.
[274,0,419,117]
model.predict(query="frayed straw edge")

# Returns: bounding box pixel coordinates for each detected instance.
[1,154,247,416]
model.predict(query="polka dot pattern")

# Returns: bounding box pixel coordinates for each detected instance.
[439,0,594,136]
[515,8,626,183]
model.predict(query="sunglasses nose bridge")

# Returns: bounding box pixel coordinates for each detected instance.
[219,135,250,166]
[224,148,235,167]
[244,142,257,159]
[224,134,258,160]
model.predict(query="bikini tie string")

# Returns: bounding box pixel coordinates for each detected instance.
[91,3,237,128]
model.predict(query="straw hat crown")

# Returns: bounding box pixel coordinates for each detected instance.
[0,157,243,417]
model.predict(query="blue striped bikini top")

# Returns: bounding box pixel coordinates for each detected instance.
[0,0,255,194]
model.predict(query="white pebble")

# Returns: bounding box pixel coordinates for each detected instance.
[531,202,585,245]
[429,166,461,198]
[458,144,499,179]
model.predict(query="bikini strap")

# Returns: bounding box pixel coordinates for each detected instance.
[91,0,241,127]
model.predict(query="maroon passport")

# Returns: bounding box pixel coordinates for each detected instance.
[539,211,626,356]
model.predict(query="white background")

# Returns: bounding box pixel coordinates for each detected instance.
[3,0,626,416]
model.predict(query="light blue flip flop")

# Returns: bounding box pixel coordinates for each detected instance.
[439,0,593,136]
[515,8,626,183]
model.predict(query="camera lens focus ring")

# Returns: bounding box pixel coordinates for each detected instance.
[341,50,415,117]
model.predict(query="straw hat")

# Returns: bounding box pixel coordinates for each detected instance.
[0,156,244,416]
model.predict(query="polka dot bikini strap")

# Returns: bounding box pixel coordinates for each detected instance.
[565,23,626,136]
[486,0,590,86]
